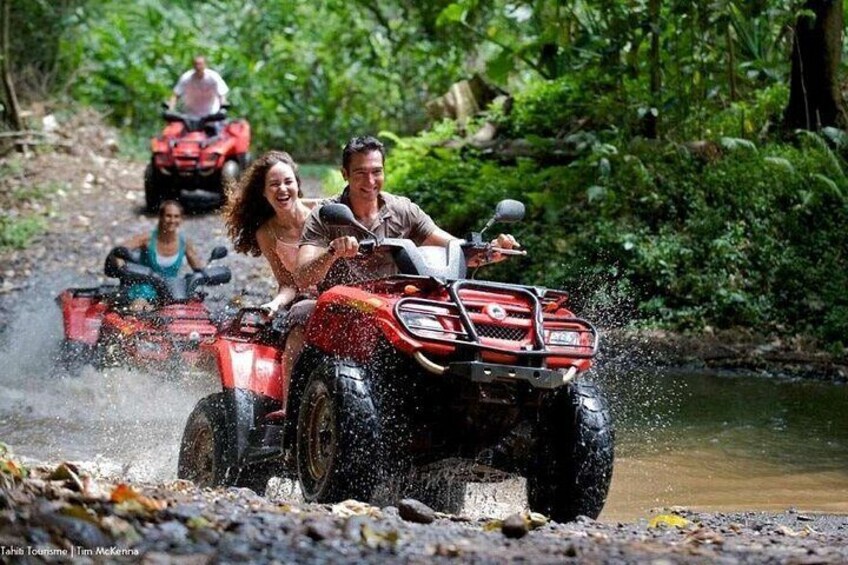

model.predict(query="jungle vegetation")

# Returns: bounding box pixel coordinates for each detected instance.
[1,0,847,348]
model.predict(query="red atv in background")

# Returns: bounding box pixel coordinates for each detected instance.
[145,103,251,212]
[56,245,232,376]
[178,201,614,522]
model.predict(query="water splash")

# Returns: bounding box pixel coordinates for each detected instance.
[0,276,218,483]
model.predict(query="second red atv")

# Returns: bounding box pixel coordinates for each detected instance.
[178,201,614,522]
[145,104,251,212]
[56,245,232,376]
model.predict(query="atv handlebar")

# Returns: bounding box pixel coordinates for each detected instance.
[103,246,231,303]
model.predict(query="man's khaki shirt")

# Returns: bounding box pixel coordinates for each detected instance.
[299,188,437,290]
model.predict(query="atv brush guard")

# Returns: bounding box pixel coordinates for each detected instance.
[395,280,598,357]
[394,279,598,387]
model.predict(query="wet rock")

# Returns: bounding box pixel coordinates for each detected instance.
[142,551,212,564]
[305,519,338,542]
[501,513,529,538]
[157,520,190,543]
[398,498,436,524]
[33,506,112,548]
[165,503,207,522]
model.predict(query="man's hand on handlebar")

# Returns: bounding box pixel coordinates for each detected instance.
[467,233,524,267]
[329,236,360,258]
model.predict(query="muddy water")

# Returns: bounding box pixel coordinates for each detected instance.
[602,371,848,521]
[2,288,846,521]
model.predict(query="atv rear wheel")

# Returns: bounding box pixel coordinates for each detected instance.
[178,393,237,487]
[296,361,382,503]
[526,379,614,522]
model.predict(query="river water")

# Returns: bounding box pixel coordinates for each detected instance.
[1,288,846,522]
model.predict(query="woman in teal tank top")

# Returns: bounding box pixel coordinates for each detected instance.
[120,200,205,308]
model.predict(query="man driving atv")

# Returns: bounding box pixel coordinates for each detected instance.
[168,55,229,119]
[281,135,519,393]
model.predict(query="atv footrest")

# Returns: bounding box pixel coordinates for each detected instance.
[448,361,566,389]
[244,445,283,465]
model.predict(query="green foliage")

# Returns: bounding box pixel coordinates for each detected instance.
[0,215,46,251]
[58,0,468,158]
[388,132,848,345]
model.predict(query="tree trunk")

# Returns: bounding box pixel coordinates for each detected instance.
[783,0,847,130]
[0,0,23,130]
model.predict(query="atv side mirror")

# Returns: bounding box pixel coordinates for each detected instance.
[479,199,525,238]
[493,199,525,223]
[320,203,356,226]
[209,246,228,262]
[203,265,231,285]
[319,203,379,240]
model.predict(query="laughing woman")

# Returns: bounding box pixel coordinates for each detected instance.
[223,150,322,313]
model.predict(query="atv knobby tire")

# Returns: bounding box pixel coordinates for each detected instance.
[221,159,241,191]
[144,163,161,213]
[526,379,614,522]
[296,360,382,503]
[57,339,90,377]
[178,393,237,488]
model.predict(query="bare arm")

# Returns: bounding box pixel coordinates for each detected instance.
[421,226,459,247]
[294,244,337,290]
[294,236,359,290]
[184,239,205,271]
[121,233,150,251]
[257,227,298,312]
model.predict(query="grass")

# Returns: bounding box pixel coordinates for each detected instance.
[0,215,46,250]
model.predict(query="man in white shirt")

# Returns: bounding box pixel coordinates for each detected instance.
[168,56,229,118]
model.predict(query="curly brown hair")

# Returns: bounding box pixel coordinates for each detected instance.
[223,150,303,256]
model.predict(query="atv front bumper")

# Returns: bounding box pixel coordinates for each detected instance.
[446,360,574,389]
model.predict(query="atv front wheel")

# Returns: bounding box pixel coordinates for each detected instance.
[144,163,162,213]
[57,339,90,377]
[221,159,241,191]
[296,361,382,503]
[177,393,237,487]
[526,379,614,522]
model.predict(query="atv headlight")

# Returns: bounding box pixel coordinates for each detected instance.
[200,152,221,169]
[545,329,582,347]
[399,311,449,340]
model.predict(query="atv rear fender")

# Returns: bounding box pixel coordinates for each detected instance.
[206,334,285,404]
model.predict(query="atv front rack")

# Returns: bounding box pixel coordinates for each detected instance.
[394,279,598,362]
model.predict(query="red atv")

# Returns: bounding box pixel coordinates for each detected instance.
[56,245,232,375]
[178,201,614,522]
[145,103,251,212]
